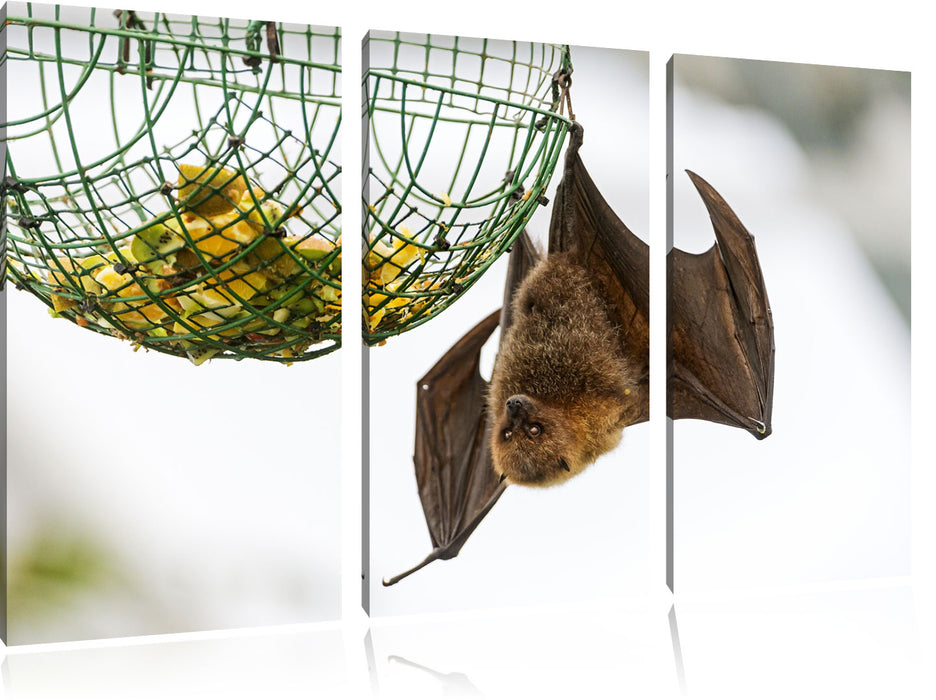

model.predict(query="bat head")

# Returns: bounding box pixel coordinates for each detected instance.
[489,393,584,487]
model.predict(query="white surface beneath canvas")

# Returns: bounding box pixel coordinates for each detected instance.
[2,583,931,699]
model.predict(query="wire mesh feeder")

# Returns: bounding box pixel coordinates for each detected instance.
[2,4,341,364]
[363,33,573,344]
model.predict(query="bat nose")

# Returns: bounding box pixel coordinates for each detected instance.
[506,395,532,419]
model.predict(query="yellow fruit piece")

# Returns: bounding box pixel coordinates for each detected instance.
[366,276,436,332]
[47,256,78,288]
[47,255,103,295]
[173,315,241,341]
[93,264,133,292]
[93,264,169,328]
[368,278,412,310]
[367,307,386,331]
[175,211,258,261]
[200,263,269,309]
[365,240,392,272]
[51,294,78,313]
[250,237,300,279]
[177,164,248,216]
[296,237,335,259]
[238,189,285,232]
[367,228,424,286]
[214,265,269,301]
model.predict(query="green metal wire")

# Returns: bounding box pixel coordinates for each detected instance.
[363,33,572,344]
[2,3,341,364]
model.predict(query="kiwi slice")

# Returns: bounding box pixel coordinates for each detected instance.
[185,345,221,366]
[239,192,285,232]
[131,223,186,273]
[177,164,248,216]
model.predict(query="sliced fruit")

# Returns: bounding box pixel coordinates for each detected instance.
[209,262,270,301]
[94,265,170,329]
[176,163,248,216]
[93,264,133,292]
[249,236,301,279]
[131,222,186,272]
[367,229,423,286]
[47,256,103,295]
[79,254,109,278]
[295,236,336,263]
[238,190,285,232]
[181,211,258,260]
[51,294,79,313]
[319,284,340,303]
[184,345,221,366]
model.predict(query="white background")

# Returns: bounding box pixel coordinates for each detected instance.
[3,0,936,698]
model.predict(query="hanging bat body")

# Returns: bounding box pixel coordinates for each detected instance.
[382,123,773,585]
[487,251,638,486]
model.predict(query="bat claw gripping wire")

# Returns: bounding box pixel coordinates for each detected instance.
[557,71,575,121]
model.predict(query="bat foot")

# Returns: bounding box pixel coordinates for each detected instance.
[750,419,771,439]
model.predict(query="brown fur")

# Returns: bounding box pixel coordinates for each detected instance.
[487,252,636,486]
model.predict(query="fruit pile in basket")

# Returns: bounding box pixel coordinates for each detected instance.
[45,164,341,364]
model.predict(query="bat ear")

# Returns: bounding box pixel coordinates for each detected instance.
[558,458,571,472]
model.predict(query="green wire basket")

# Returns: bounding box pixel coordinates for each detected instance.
[2,3,341,364]
[363,32,573,344]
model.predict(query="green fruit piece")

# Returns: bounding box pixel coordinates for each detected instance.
[294,237,335,262]
[131,223,186,273]
[290,316,312,330]
[267,282,320,312]
[251,237,302,279]
[287,295,323,316]
[240,192,285,232]
[176,294,233,323]
[191,289,243,319]
[185,345,221,366]
[319,284,339,303]
[177,164,248,216]
[79,254,109,279]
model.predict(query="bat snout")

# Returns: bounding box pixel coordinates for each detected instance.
[505,394,533,420]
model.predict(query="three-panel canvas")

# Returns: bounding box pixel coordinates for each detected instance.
[1,3,911,645]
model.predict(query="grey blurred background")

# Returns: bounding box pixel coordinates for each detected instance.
[676,56,910,321]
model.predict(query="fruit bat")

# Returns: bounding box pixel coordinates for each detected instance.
[382,123,773,585]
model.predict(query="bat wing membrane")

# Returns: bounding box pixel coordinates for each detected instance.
[668,170,774,438]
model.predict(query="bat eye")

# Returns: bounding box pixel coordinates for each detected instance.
[528,424,542,437]
[502,429,513,441]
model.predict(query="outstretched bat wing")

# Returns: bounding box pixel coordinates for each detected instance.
[548,124,650,426]
[668,170,775,438]
[383,232,539,586]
